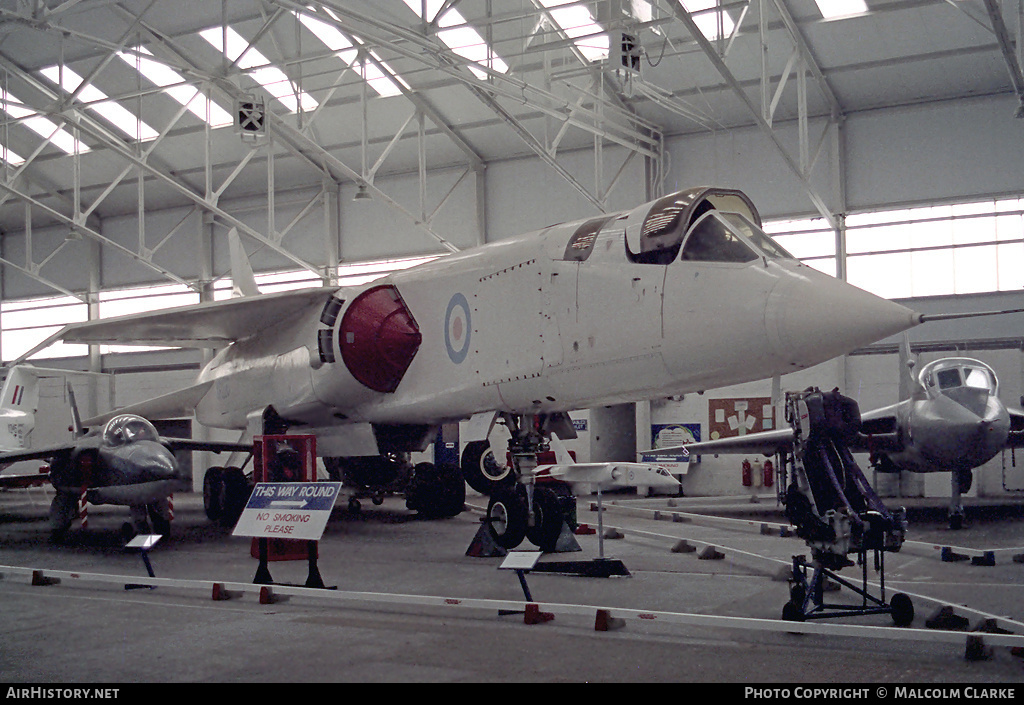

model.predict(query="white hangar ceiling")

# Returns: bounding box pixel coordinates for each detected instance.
[0,0,1021,297]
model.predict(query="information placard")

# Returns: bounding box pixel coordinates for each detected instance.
[233,482,341,541]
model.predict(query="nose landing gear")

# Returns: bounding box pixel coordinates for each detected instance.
[483,413,576,552]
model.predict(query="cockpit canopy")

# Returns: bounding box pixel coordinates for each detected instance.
[626,186,793,265]
[102,414,160,447]
[919,358,998,398]
[680,211,794,263]
[545,186,795,265]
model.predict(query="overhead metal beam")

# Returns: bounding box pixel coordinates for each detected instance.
[308,1,662,158]
[981,0,1024,116]
[0,177,193,289]
[0,52,324,277]
[666,1,838,229]
[115,3,465,253]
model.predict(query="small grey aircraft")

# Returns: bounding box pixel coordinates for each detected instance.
[650,344,1024,529]
[0,367,250,539]
[12,186,924,548]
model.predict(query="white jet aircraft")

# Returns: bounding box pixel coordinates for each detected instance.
[15,186,922,548]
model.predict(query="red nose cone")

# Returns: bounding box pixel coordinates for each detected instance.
[340,285,421,393]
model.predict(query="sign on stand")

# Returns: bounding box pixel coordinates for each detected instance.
[233,482,341,542]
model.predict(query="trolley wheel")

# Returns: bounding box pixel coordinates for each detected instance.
[890,592,914,627]
[782,600,806,622]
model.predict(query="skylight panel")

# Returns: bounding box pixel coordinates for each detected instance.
[402,0,509,78]
[39,66,159,141]
[814,0,868,20]
[0,88,89,155]
[537,0,609,62]
[0,144,24,166]
[679,1,735,41]
[295,10,408,97]
[117,47,233,128]
[199,26,319,113]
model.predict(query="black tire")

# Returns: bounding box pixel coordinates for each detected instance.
[406,462,466,518]
[148,500,172,537]
[782,600,806,622]
[956,469,973,494]
[526,486,564,552]
[890,593,914,627]
[487,486,528,549]
[219,466,249,527]
[203,467,224,521]
[461,440,513,495]
[49,491,77,543]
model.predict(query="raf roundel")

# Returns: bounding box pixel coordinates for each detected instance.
[445,293,471,364]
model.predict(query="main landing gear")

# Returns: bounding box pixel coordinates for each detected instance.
[481,413,575,553]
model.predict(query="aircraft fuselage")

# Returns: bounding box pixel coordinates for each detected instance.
[193,188,917,456]
[883,391,1010,473]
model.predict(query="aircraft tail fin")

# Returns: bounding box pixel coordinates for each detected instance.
[228,227,260,298]
[0,366,42,451]
[898,332,916,402]
[550,436,575,465]
[66,382,84,438]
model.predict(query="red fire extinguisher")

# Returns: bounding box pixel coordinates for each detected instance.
[741,458,752,487]
[763,459,774,488]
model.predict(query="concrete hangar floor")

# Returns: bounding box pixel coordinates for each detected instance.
[0,485,1023,684]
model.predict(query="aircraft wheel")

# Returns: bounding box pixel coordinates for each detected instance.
[782,600,806,622]
[219,467,249,527]
[957,469,973,495]
[148,500,172,537]
[526,486,564,552]
[461,440,513,495]
[487,486,528,549]
[406,462,466,518]
[203,467,224,521]
[890,593,914,627]
[49,491,77,543]
[121,522,138,543]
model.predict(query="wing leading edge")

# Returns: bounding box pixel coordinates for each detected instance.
[11,288,335,362]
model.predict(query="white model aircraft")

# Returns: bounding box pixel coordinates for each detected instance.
[13,186,922,548]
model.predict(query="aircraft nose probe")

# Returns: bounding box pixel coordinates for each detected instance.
[766,271,923,367]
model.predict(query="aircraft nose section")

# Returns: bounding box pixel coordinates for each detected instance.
[117,440,181,483]
[767,267,920,368]
[969,402,1010,458]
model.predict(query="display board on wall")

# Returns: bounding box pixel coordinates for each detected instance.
[640,422,700,472]
[708,397,775,441]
